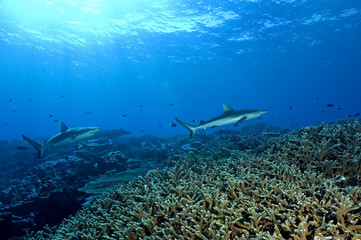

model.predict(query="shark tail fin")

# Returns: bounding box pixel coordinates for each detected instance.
[175,117,197,139]
[22,135,44,158]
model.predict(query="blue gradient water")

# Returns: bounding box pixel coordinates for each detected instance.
[1,0,361,140]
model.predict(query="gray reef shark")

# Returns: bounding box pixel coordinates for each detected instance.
[22,122,100,158]
[176,104,267,139]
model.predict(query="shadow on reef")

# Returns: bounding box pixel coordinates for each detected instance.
[0,123,285,239]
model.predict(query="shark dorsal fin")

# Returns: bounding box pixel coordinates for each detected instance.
[223,104,234,113]
[61,122,68,133]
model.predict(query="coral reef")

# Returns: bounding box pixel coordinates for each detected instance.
[263,119,361,180]
[0,131,177,239]
[29,119,361,239]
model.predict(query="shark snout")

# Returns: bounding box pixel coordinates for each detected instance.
[255,110,268,118]
[90,127,101,134]
[260,110,268,115]
[85,127,100,136]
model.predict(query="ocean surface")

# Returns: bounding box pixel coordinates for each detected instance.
[1,0,360,140]
[1,0,361,239]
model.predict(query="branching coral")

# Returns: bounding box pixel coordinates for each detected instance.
[263,119,361,180]
[30,120,361,239]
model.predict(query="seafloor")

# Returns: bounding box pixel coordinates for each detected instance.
[1,120,361,239]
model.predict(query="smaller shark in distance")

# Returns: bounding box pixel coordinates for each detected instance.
[22,122,100,158]
[175,104,268,139]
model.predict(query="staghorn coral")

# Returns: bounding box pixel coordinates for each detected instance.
[30,120,361,240]
[262,119,361,180]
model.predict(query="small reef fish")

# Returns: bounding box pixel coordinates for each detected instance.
[9,99,12,102]
[16,146,30,150]
[335,175,359,187]
[289,106,293,110]
[326,104,334,107]
[49,115,54,118]
[176,104,267,139]
[140,129,145,133]
[169,123,177,127]
[84,111,93,115]
[169,103,174,106]
[29,98,32,102]
[355,113,360,117]
[337,107,342,110]
[22,122,100,158]
[53,120,58,122]
[316,96,319,99]
[139,105,143,108]
[122,114,127,117]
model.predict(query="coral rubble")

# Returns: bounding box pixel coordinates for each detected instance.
[30,120,361,239]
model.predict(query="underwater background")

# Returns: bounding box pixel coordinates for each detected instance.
[1,0,361,239]
[1,0,361,140]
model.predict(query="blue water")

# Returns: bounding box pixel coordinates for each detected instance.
[1,0,361,140]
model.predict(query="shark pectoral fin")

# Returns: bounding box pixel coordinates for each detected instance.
[234,117,247,127]
[61,122,68,133]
